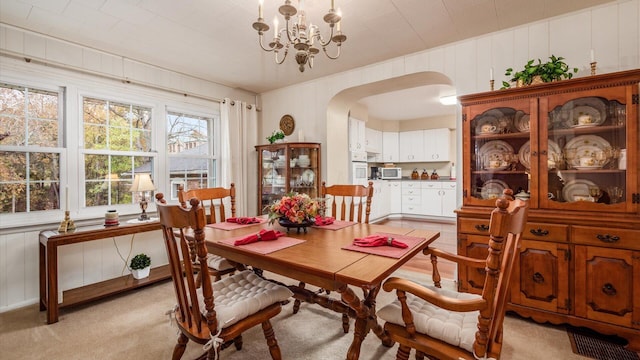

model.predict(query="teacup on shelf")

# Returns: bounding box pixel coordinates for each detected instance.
[578,114,593,126]
[579,157,596,167]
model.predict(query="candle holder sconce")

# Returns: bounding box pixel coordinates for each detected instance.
[58,211,76,233]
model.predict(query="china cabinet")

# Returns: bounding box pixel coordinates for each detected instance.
[457,69,640,349]
[255,142,321,215]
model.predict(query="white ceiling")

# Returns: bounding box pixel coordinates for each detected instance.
[0,0,614,119]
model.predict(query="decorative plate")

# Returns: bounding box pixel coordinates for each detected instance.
[518,140,561,170]
[560,97,607,128]
[562,179,597,203]
[279,114,295,135]
[474,115,500,135]
[263,169,278,184]
[300,169,315,185]
[479,140,514,167]
[480,179,509,200]
[564,135,611,168]
[514,112,530,132]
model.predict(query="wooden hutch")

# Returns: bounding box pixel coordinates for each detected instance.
[255,142,321,215]
[457,69,640,349]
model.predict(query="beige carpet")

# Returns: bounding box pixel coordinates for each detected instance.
[0,269,590,360]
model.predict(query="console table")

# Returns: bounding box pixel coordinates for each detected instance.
[39,221,170,324]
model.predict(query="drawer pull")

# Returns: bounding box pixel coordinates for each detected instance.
[475,224,489,232]
[530,228,549,237]
[596,234,620,243]
[532,272,545,284]
[602,283,617,296]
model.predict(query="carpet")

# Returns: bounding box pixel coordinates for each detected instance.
[567,326,640,360]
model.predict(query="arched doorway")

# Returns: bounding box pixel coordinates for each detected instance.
[325,71,456,185]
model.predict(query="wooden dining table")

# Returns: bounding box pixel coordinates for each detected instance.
[203,219,440,360]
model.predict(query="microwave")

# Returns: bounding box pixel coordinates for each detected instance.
[380,167,402,179]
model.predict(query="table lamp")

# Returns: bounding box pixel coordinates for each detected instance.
[130,173,155,221]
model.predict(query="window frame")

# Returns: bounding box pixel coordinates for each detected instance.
[165,105,221,201]
[0,81,66,215]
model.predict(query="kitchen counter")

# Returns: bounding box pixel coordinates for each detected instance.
[368,177,456,181]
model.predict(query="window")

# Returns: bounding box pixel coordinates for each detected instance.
[82,97,154,207]
[167,111,217,198]
[0,83,62,213]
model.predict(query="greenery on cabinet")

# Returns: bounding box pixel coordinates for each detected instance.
[266,130,285,144]
[130,253,151,270]
[501,55,578,89]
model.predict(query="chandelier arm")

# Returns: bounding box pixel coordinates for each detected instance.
[322,45,342,60]
[274,46,289,64]
[317,26,335,47]
[258,34,277,52]
[284,18,295,44]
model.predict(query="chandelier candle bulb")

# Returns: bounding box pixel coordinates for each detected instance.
[258,0,263,19]
[490,67,494,80]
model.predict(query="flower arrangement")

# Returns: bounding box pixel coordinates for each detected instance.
[267,193,319,224]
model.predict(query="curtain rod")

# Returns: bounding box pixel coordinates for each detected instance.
[1,50,228,103]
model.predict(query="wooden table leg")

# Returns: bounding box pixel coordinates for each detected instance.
[337,283,395,360]
[39,242,46,311]
[46,244,59,324]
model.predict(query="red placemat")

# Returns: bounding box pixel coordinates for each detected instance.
[312,220,357,231]
[206,217,267,230]
[219,236,305,254]
[342,232,426,258]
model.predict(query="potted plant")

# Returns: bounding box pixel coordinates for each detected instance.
[266,130,285,144]
[502,55,578,89]
[130,253,151,279]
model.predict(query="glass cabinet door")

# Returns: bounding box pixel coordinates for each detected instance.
[260,146,287,213]
[288,145,319,199]
[465,99,534,206]
[539,88,633,212]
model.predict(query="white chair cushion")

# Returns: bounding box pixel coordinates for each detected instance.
[377,285,480,353]
[206,254,234,271]
[198,270,293,328]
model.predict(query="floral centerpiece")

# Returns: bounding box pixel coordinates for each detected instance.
[267,193,319,232]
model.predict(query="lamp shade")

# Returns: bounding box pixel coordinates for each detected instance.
[130,173,156,192]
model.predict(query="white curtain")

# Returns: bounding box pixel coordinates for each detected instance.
[219,98,258,216]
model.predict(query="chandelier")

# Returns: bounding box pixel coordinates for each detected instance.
[252,0,346,72]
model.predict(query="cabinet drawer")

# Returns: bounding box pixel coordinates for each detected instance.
[572,226,640,250]
[402,188,420,196]
[402,195,421,205]
[459,218,490,235]
[401,181,420,190]
[523,223,568,242]
[421,182,442,189]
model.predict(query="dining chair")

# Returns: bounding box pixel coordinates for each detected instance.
[291,180,375,333]
[155,193,293,360]
[377,190,528,360]
[178,184,236,283]
[320,181,374,223]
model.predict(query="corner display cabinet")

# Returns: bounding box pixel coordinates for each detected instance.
[255,142,321,215]
[458,69,640,350]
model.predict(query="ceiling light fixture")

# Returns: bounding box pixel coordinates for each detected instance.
[252,0,346,72]
[439,95,457,106]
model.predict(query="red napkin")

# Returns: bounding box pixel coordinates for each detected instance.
[234,229,285,246]
[314,215,335,226]
[227,217,260,224]
[353,234,408,249]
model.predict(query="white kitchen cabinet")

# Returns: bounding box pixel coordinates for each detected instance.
[398,131,424,162]
[369,180,390,221]
[401,181,422,214]
[420,181,457,217]
[382,132,399,163]
[423,128,452,162]
[365,128,382,154]
[388,181,402,214]
[349,117,365,152]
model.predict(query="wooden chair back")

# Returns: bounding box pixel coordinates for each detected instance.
[380,191,528,360]
[156,193,219,340]
[321,181,374,223]
[178,183,235,224]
